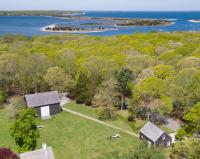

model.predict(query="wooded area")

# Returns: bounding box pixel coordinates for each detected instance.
[0,32,200,139]
[0,32,200,158]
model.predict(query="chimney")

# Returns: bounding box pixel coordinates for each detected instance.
[42,143,47,150]
[42,143,48,156]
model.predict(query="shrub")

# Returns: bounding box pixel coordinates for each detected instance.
[0,90,6,109]
[10,108,39,152]
[0,148,17,159]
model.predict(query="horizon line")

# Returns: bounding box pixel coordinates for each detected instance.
[0,9,200,12]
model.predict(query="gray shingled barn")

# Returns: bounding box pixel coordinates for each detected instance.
[140,122,172,147]
[25,91,61,119]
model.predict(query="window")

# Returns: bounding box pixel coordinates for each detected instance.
[162,135,165,140]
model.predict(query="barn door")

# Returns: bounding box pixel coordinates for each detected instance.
[167,141,171,147]
[41,106,50,118]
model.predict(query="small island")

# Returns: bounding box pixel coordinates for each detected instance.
[112,18,172,26]
[43,24,112,33]
[189,19,200,23]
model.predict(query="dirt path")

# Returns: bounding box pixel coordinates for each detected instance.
[62,107,139,138]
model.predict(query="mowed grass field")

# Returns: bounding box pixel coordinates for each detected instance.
[0,103,141,159]
[0,109,17,150]
[64,102,134,132]
[64,102,173,134]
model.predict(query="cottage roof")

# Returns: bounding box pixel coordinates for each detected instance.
[140,121,164,142]
[20,147,55,159]
[25,91,60,108]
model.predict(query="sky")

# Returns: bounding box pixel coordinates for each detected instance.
[0,0,200,11]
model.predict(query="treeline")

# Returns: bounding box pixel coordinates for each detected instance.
[0,32,200,136]
[0,10,82,16]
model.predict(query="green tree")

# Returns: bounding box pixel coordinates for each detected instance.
[57,51,77,78]
[92,78,119,119]
[18,54,48,94]
[115,68,134,110]
[132,76,172,118]
[0,90,6,108]
[6,96,25,118]
[159,50,183,66]
[177,56,200,70]
[176,102,200,139]
[10,108,39,152]
[153,64,175,79]
[0,54,19,93]
[125,54,155,77]
[136,68,154,84]
[75,72,95,105]
[76,56,118,105]
[43,66,76,94]
[169,68,200,117]
[170,138,200,159]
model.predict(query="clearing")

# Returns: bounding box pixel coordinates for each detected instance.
[0,103,140,159]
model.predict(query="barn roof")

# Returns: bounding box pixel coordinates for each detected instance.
[25,91,60,108]
[140,121,164,142]
[20,147,55,159]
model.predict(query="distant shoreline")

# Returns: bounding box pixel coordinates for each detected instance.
[0,11,83,17]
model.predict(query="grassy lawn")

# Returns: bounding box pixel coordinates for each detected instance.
[38,112,140,159]
[0,107,140,159]
[64,102,174,134]
[64,102,133,132]
[0,101,173,159]
[0,109,17,151]
[64,102,98,118]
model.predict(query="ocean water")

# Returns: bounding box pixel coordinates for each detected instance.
[0,11,199,36]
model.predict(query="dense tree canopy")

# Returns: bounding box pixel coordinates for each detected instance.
[43,66,76,94]
[0,32,199,120]
[176,102,200,139]
[170,138,200,159]
[153,64,175,80]
[169,68,200,117]
[132,76,172,117]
